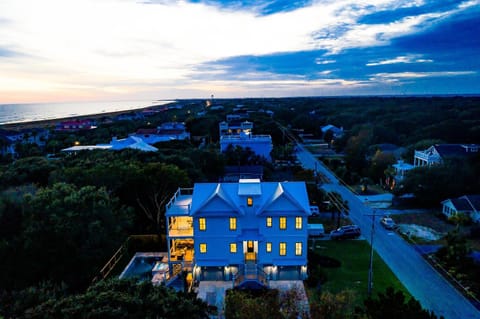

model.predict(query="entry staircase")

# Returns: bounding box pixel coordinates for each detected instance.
[234,263,269,289]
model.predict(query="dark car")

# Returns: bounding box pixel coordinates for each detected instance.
[330,225,361,240]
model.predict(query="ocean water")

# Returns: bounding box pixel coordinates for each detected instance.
[0,99,174,125]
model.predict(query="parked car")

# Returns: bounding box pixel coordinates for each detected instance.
[310,206,320,216]
[330,225,361,240]
[380,217,397,230]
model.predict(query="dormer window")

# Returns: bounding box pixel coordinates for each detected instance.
[247,197,253,206]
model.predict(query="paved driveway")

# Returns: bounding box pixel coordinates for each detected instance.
[296,144,480,319]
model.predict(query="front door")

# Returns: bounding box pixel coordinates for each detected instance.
[244,240,257,262]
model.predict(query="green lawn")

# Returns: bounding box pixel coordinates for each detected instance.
[309,240,409,305]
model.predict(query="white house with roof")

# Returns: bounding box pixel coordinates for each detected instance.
[321,124,344,139]
[441,195,480,223]
[129,122,190,144]
[165,179,311,289]
[392,160,415,181]
[414,144,479,167]
[61,136,158,153]
[219,116,272,161]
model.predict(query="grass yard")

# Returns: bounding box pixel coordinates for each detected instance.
[309,240,409,305]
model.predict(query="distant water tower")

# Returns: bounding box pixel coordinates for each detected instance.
[206,94,214,108]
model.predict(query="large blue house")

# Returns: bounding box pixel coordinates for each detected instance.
[165,179,311,288]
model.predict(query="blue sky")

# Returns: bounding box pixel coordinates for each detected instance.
[0,0,479,103]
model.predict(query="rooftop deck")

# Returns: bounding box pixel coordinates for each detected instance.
[166,188,193,216]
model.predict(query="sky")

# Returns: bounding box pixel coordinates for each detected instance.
[0,0,479,103]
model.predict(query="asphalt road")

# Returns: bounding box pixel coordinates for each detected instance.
[296,143,480,319]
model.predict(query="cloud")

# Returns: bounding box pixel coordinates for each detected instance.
[366,54,433,66]
[371,71,476,81]
[0,0,479,102]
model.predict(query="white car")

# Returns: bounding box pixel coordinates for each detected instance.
[380,217,397,230]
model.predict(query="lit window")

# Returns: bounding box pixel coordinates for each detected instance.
[279,217,286,230]
[295,242,302,256]
[279,242,286,256]
[266,242,272,253]
[266,217,272,227]
[200,243,207,253]
[230,243,237,253]
[199,218,206,231]
[230,217,237,231]
[295,217,302,229]
[247,197,253,206]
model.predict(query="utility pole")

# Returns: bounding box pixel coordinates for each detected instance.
[364,198,378,296]
[368,210,375,296]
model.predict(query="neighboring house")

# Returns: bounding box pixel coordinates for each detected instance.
[221,165,264,182]
[0,128,49,156]
[157,122,190,140]
[219,116,272,161]
[220,133,273,161]
[165,179,311,288]
[392,160,415,181]
[219,113,253,137]
[115,112,144,121]
[441,195,480,223]
[414,144,479,167]
[209,105,224,111]
[321,124,344,139]
[55,119,96,131]
[61,136,158,153]
[130,122,190,144]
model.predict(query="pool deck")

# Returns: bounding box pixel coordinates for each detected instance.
[119,252,168,279]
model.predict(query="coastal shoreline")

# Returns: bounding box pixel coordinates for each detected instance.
[0,101,176,131]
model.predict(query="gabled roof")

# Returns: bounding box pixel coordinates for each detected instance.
[189,180,310,217]
[433,144,479,158]
[111,136,158,152]
[190,183,239,215]
[256,182,311,216]
[442,195,480,212]
[321,124,342,133]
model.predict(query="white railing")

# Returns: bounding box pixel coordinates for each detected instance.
[220,134,271,141]
[165,187,193,211]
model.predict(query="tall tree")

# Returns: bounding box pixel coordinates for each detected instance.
[12,183,132,290]
[128,163,190,235]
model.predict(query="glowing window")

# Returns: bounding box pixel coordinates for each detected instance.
[266,242,272,253]
[279,217,287,230]
[199,218,206,231]
[230,243,237,253]
[266,217,272,227]
[229,217,237,231]
[247,197,253,206]
[295,217,302,229]
[279,242,286,256]
[295,242,302,256]
[200,243,207,253]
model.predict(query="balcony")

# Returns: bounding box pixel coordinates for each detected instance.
[168,216,193,237]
